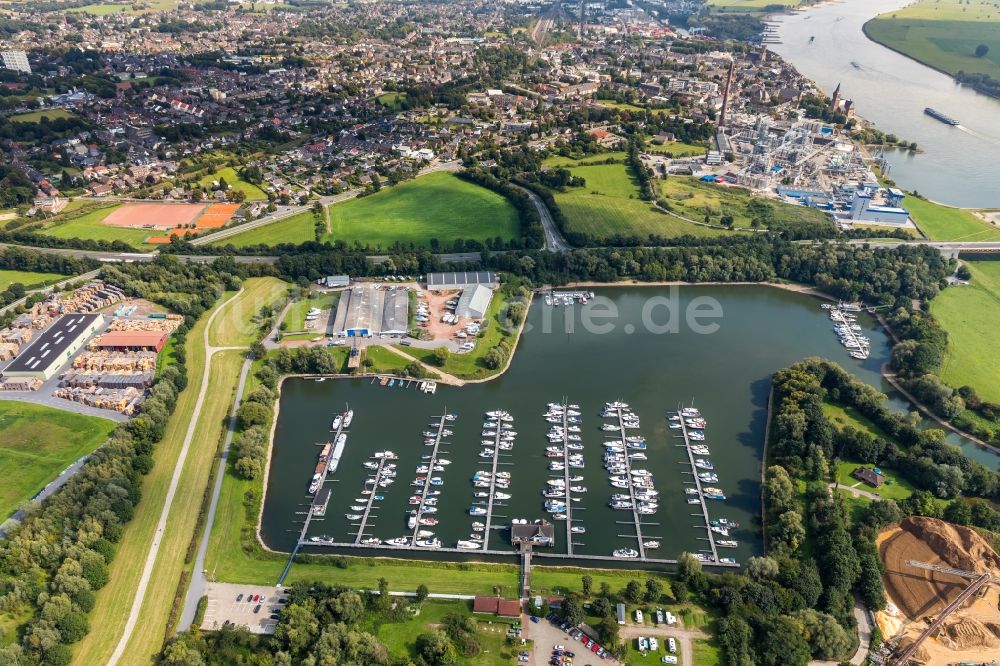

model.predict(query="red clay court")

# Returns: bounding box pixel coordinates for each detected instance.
[143,202,241,244]
[102,203,206,230]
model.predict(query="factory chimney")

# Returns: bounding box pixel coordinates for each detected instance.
[719,58,735,129]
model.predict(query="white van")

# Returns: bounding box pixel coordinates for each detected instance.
[634,609,643,623]
[668,637,676,654]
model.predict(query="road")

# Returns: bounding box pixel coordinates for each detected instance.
[178,357,253,631]
[107,291,245,666]
[514,184,571,252]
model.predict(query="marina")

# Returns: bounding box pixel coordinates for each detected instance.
[823,304,871,360]
[262,286,923,568]
[543,290,595,306]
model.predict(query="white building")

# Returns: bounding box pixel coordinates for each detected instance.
[2,50,31,74]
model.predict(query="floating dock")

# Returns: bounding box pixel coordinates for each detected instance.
[611,405,648,560]
[480,415,509,551]
[352,456,388,544]
[410,412,451,545]
[674,410,720,564]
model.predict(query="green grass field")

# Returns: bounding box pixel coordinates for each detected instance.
[282,292,338,332]
[932,260,1000,402]
[9,108,76,123]
[376,92,407,110]
[364,599,521,666]
[209,210,318,247]
[646,140,707,158]
[209,278,288,347]
[0,402,114,519]
[38,204,158,247]
[835,461,915,501]
[0,269,67,291]
[905,196,1000,241]
[325,173,520,250]
[544,160,719,240]
[196,166,267,201]
[866,0,1000,79]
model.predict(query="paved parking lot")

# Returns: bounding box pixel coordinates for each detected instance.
[524,615,614,666]
[201,582,288,634]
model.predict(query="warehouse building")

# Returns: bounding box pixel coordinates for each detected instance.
[426,271,497,291]
[92,330,168,353]
[456,284,494,320]
[3,314,105,381]
[317,275,350,288]
[332,285,409,337]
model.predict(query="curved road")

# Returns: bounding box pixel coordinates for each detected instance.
[107,291,245,665]
[515,185,571,252]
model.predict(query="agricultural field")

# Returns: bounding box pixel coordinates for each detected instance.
[64,0,177,14]
[9,108,76,123]
[865,0,1000,79]
[932,260,1000,402]
[324,172,520,250]
[37,204,157,247]
[0,402,115,519]
[210,210,319,248]
[195,166,267,201]
[0,269,66,291]
[905,196,1000,241]
[542,158,720,240]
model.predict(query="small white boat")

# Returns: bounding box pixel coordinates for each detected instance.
[614,548,639,558]
[457,540,481,550]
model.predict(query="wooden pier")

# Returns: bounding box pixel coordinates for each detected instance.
[675,411,720,564]
[410,412,451,545]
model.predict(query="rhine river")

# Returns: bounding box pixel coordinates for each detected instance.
[260,287,997,568]
[770,0,1000,208]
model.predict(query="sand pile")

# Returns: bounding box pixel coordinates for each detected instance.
[938,617,1000,650]
[880,516,1000,620]
[901,516,1000,573]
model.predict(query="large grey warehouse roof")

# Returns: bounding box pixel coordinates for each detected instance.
[4,314,102,373]
[456,285,494,319]
[381,288,409,334]
[426,271,497,289]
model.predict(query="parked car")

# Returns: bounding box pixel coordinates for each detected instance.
[236,594,243,601]
[253,604,262,614]
[530,616,540,623]
[661,657,677,665]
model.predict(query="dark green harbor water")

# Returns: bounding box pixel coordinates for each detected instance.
[260,286,992,567]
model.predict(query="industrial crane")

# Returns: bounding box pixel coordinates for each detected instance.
[890,560,996,666]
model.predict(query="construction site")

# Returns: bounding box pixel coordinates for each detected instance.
[877,516,1000,666]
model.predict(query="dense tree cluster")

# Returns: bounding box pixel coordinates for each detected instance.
[771,358,1000,501]
[0,165,38,208]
